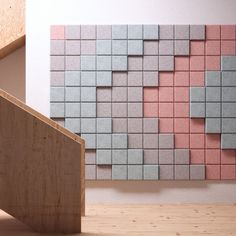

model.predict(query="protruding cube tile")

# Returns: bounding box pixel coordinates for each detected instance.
[222,87,236,102]
[81,118,96,133]
[81,87,96,102]
[65,25,80,39]
[65,71,80,86]
[159,40,174,55]
[81,134,96,149]
[51,56,65,71]
[222,118,236,133]
[51,40,65,55]
[190,103,205,118]
[175,40,190,56]
[65,87,80,102]
[143,72,159,87]
[190,25,205,40]
[80,56,96,70]
[112,40,127,55]
[143,25,159,40]
[97,56,112,71]
[221,134,236,149]
[65,103,80,117]
[128,103,143,117]
[128,72,143,86]
[65,118,80,133]
[144,150,158,164]
[128,40,143,55]
[112,118,127,133]
[128,165,143,180]
[97,25,112,39]
[97,88,111,102]
[96,149,112,165]
[159,25,174,39]
[50,103,65,118]
[159,134,174,149]
[206,103,221,118]
[159,150,174,164]
[190,165,205,180]
[222,72,236,86]
[143,118,159,133]
[128,118,142,133]
[96,134,112,149]
[159,165,174,180]
[112,149,128,164]
[222,103,236,117]
[97,165,112,180]
[112,103,127,117]
[112,134,128,149]
[112,56,128,71]
[128,87,143,102]
[97,118,112,133]
[112,165,127,180]
[205,71,221,86]
[112,25,128,39]
[85,150,96,164]
[128,25,143,39]
[206,87,221,102]
[97,103,111,117]
[144,41,159,55]
[51,71,65,86]
[97,71,112,87]
[81,103,96,117]
[143,165,159,180]
[81,25,96,39]
[159,56,174,71]
[205,118,221,133]
[175,149,190,164]
[50,87,64,102]
[143,134,159,149]
[85,165,96,180]
[221,56,236,71]
[65,40,80,55]
[81,71,96,86]
[112,87,127,102]
[175,25,189,39]
[190,87,205,102]
[143,56,158,71]
[128,149,143,164]
[175,165,190,180]
[65,56,80,70]
[128,134,143,149]
[96,40,112,55]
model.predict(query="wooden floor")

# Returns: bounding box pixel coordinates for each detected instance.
[0,204,235,235]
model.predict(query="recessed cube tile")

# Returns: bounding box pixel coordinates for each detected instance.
[51,56,65,71]
[128,87,143,102]
[206,103,221,118]
[128,149,143,164]
[97,56,112,71]
[222,118,236,133]
[112,134,128,149]
[205,71,221,86]
[144,41,159,55]
[96,149,112,165]
[222,72,236,86]
[128,40,143,55]
[97,25,112,39]
[143,118,159,133]
[97,103,111,117]
[51,40,65,55]
[97,88,111,102]
[159,56,174,71]
[143,56,158,71]
[65,87,80,102]
[113,72,128,86]
[81,118,96,133]
[81,71,96,86]
[65,25,80,39]
[50,103,65,118]
[144,165,159,180]
[159,165,174,180]
[190,165,205,180]
[81,25,96,39]
[96,134,112,149]
[128,103,143,117]
[65,40,80,55]
[65,103,80,117]
[143,134,158,149]
[97,118,112,133]
[112,40,127,55]
[159,25,174,39]
[97,165,112,180]
[175,165,190,180]
[144,150,158,164]
[65,71,80,86]
[81,103,96,117]
[80,40,96,55]
[143,25,159,40]
[190,87,205,102]
[175,40,190,56]
[221,56,236,71]
[85,165,96,180]
[175,25,189,39]
[206,87,221,102]
[85,150,96,164]
[128,57,143,71]
[112,25,128,39]
[143,72,158,87]
[80,56,96,70]
[190,25,205,40]
[112,87,127,102]
[205,118,221,133]
[128,72,143,86]
[222,103,236,117]
[159,134,174,149]
[112,103,127,117]
[96,40,112,55]
[222,87,236,102]
[159,40,174,55]
[81,87,96,102]
[65,118,80,133]
[97,71,112,87]
[50,87,64,102]
[159,150,174,164]
[112,56,128,71]
[81,134,96,149]
[51,71,65,86]
[128,134,143,148]
[128,165,143,180]
[112,118,127,133]
[128,25,143,39]
[128,118,142,133]
[112,165,127,180]
[221,134,236,149]
[175,149,190,164]
[112,149,128,164]
[190,103,205,118]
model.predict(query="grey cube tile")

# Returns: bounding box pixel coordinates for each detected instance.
[128,72,143,86]
[221,134,236,149]
[205,118,221,133]
[112,149,128,164]
[51,71,65,86]
[80,40,96,55]
[112,25,128,39]
[222,118,236,133]
[221,56,236,71]
[65,25,80,39]
[81,118,96,133]
[81,71,96,86]
[222,103,236,117]
[128,87,143,102]
[81,103,96,117]
[51,40,65,55]
[65,40,80,55]
[112,134,128,149]
[144,165,159,180]
[112,40,127,55]
[190,165,205,180]
[97,118,112,133]
[190,103,205,118]
[143,118,159,133]
[113,72,128,86]
[206,87,221,102]
[97,103,112,117]
[65,118,80,133]
[128,149,143,164]
[128,165,143,180]
[159,134,174,149]
[205,71,221,87]
[65,103,80,117]
[96,40,112,55]
[175,40,190,56]
[81,87,96,102]
[143,56,158,71]
[97,165,112,180]
[85,165,96,180]
[144,41,159,55]
[65,71,80,86]
[222,72,236,86]
[143,134,158,149]
[97,25,112,39]
[97,88,111,102]
[143,25,159,40]
[175,149,190,164]
[97,56,112,71]
[128,57,143,71]
[159,56,174,71]
[190,25,205,40]
[81,134,96,149]
[51,56,65,71]
[159,165,174,180]
[159,150,174,164]
[85,150,96,164]
[128,40,143,55]
[81,25,96,39]
[128,118,142,133]
[143,72,159,87]
[96,149,112,165]
[128,25,143,39]
[65,87,80,102]
[128,134,143,149]
[50,87,64,102]
[206,103,221,118]
[159,25,174,39]
[65,56,80,70]
[96,134,112,149]
[190,87,205,102]
[144,150,158,164]
[112,103,127,117]
[128,103,143,117]
[112,118,127,133]
[112,56,128,71]
[159,40,174,55]
[97,71,112,87]
[80,56,96,70]
[112,87,127,102]
[175,165,189,180]
[112,165,127,180]
[222,87,236,102]
[50,103,65,118]
[175,25,189,39]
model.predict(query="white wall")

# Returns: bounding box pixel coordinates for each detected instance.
[26,0,236,203]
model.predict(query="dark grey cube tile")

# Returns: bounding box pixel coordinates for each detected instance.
[190,103,205,118]
[128,149,143,164]
[144,165,159,180]
[175,165,190,180]
[112,149,128,164]
[190,165,205,180]
[174,149,190,164]
[221,56,236,71]
[190,87,205,102]
[112,165,127,180]
[222,87,236,102]
[159,165,174,180]
[222,118,236,133]
[222,72,236,86]
[206,87,221,102]
[206,103,221,118]
[205,118,221,134]
[221,134,236,149]
[222,103,236,117]
[205,71,221,87]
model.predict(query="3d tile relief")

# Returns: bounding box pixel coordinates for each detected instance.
[50,25,236,180]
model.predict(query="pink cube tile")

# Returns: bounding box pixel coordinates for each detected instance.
[190,149,205,164]
[221,41,236,55]
[159,87,174,102]
[206,165,220,180]
[190,41,205,55]
[159,72,174,86]
[190,72,205,86]
[221,25,236,40]
[190,134,204,148]
[206,149,220,164]
[221,165,235,180]
[175,57,189,71]
[174,118,189,133]
[190,56,205,71]
[143,88,158,102]
[51,25,65,39]
[174,72,189,86]
[205,56,221,71]
[97,166,112,180]
[205,134,221,148]
[97,25,112,39]
[81,40,96,55]
[85,165,96,180]
[206,25,221,40]
[206,40,220,55]
[159,103,174,117]
[174,87,189,102]
[174,103,189,118]
[50,71,64,86]
[190,119,205,133]
[159,118,174,133]
[144,103,158,117]
[175,134,189,148]
[221,150,236,164]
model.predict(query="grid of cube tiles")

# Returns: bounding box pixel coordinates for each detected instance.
[50,25,236,180]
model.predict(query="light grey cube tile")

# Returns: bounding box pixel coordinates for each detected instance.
[65,71,80,86]
[159,134,174,149]
[97,88,111,102]
[97,71,112,87]
[143,25,159,40]
[128,149,143,164]
[112,40,127,55]
[97,165,112,180]
[206,103,221,118]
[97,56,112,71]
[65,103,80,117]
[97,103,112,117]
[205,71,221,86]
[128,165,143,180]
[190,103,205,118]
[144,150,158,164]
[128,72,143,86]
[143,134,159,149]
[128,118,142,133]
[144,165,159,180]
[128,134,143,149]
[112,149,128,164]
[97,25,112,39]
[128,103,143,117]
[159,165,174,180]
[50,103,65,118]
[222,72,236,86]
[65,40,80,55]
[143,72,159,87]
[205,118,221,133]
[112,118,127,133]
[128,87,143,102]
[97,118,112,133]
[50,40,65,55]
[81,118,96,133]
[51,56,65,71]
[175,40,190,56]
[222,118,236,133]
[159,56,174,71]
[190,25,205,40]
[65,118,80,133]
[143,118,159,133]
[159,150,174,164]
[112,103,127,117]
[81,103,96,117]
[221,56,236,71]
[65,25,80,39]
[143,41,159,55]
[96,134,112,149]
[206,87,221,102]
[128,25,143,39]
[50,87,64,102]
[96,149,112,165]
[175,25,189,39]
[222,103,236,117]
[112,134,128,149]
[112,165,127,180]
[175,149,190,164]
[81,71,96,86]
[81,87,96,102]
[65,87,80,102]
[81,134,96,149]
[222,87,236,102]
[221,134,236,149]
[128,40,143,55]
[112,56,128,71]
[65,56,80,70]
[159,40,174,55]
[190,165,205,180]
[112,25,128,39]
[175,165,189,180]
[143,56,158,71]
[81,25,96,39]
[190,87,205,102]
[80,56,96,70]
[96,40,112,55]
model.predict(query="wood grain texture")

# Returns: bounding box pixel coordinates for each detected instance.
[0,89,85,233]
[0,0,25,59]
